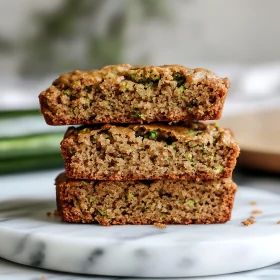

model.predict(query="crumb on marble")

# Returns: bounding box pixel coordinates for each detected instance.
[277,221,280,224]
[41,276,45,280]
[251,210,262,215]
[46,212,52,216]
[250,201,257,206]
[53,209,60,217]
[153,222,166,229]
[242,216,255,226]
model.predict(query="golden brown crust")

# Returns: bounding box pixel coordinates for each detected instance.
[52,64,230,89]
[39,64,229,125]
[55,173,237,226]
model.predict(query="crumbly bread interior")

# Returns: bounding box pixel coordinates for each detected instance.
[56,173,237,226]
[61,122,240,180]
[39,64,230,124]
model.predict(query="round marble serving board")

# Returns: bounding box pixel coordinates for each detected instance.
[1,171,280,278]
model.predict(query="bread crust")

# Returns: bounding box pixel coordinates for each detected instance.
[39,64,230,125]
[60,122,240,181]
[55,173,237,226]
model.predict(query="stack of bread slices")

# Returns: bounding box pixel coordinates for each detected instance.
[39,64,240,226]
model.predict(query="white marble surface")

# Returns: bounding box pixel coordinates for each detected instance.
[1,171,280,279]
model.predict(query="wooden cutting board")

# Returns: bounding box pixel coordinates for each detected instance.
[220,109,280,172]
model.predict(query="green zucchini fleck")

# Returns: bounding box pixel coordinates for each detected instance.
[188,200,195,207]
[173,72,186,87]
[133,109,145,120]
[214,166,223,173]
[98,209,106,216]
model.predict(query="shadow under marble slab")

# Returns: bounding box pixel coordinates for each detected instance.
[1,257,280,280]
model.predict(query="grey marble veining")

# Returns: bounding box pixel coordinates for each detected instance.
[1,170,280,279]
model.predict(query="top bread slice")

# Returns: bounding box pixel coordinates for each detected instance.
[39,64,230,125]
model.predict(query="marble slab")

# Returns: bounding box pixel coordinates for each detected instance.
[1,256,280,280]
[1,171,280,277]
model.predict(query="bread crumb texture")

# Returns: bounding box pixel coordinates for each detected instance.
[242,216,255,226]
[39,64,230,125]
[55,173,237,226]
[249,201,257,206]
[153,222,167,229]
[251,210,262,214]
[61,121,239,180]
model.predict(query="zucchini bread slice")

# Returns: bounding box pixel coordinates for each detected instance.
[61,122,240,181]
[56,173,237,226]
[39,64,230,125]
